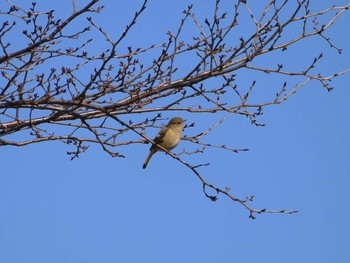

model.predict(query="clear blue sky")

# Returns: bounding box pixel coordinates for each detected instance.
[1,1,350,262]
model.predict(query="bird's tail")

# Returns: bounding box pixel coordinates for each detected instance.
[142,150,155,169]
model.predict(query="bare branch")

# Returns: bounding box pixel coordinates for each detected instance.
[1,0,349,218]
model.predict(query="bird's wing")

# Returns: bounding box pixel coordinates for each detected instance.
[149,127,168,150]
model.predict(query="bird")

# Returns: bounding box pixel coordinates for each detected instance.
[142,117,185,169]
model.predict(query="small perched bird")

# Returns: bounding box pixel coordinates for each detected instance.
[142,117,185,169]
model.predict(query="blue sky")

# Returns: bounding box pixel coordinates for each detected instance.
[1,1,350,262]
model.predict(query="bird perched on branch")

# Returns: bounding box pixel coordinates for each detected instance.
[142,117,185,169]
